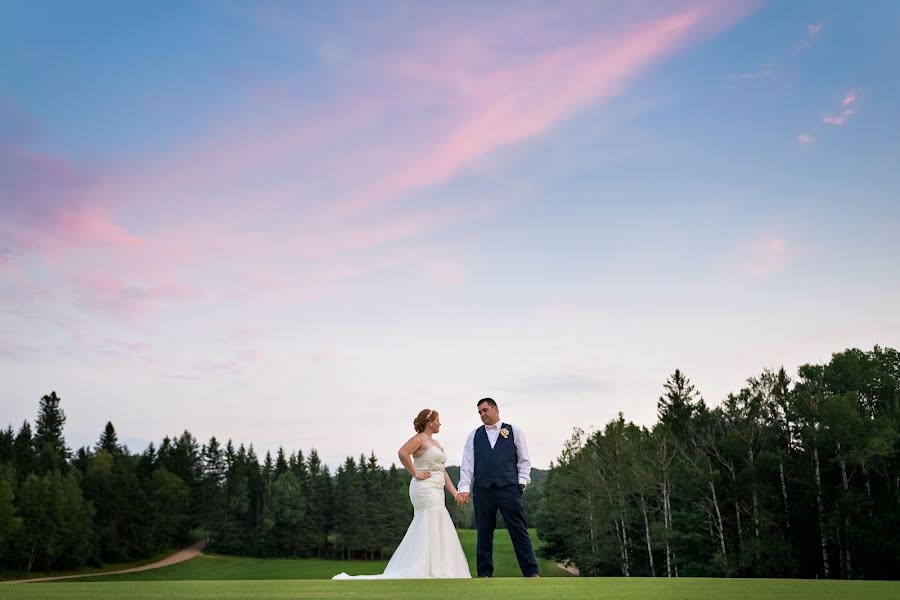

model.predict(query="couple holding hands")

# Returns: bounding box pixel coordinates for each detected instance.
[333,397,539,579]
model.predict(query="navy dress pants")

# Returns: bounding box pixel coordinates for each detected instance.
[473,484,539,577]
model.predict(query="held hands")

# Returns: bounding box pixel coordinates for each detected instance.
[456,492,470,506]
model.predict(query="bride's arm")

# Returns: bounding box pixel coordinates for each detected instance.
[398,435,431,480]
[443,471,458,499]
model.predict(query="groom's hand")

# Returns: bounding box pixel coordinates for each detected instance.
[456,492,470,506]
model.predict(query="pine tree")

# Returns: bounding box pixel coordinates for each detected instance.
[34,392,68,473]
[13,421,34,481]
[268,471,307,557]
[201,437,227,542]
[96,422,122,455]
[658,370,701,440]
[0,478,23,565]
[275,447,289,477]
[0,426,15,466]
[306,449,331,557]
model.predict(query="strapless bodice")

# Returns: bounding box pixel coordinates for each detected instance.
[413,445,446,472]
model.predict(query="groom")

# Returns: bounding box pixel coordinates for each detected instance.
[457,398,540,578]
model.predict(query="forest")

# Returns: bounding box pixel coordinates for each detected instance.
[1,345,897,580]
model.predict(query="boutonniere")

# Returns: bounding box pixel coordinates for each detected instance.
[499,428,510,439]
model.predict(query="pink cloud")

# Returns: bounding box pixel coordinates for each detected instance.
[329,4,751,218]
[67,271,201,318]
[2,1,760,326]
[0,109,141,260]
[291,201,499,260]
[0,257,54,307]
[796,133,814,145]
[824,89,858,126]
[795,21,824,52]
[93,338,160,366]
[749,236,789,276]
[54,209,142,248]
[419,260,464,287]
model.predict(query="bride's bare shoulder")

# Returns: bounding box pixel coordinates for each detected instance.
[410,433,432,457]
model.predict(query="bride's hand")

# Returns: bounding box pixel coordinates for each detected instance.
[414,471,431,480]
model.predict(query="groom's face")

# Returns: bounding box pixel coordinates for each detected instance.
[478,402,500,426]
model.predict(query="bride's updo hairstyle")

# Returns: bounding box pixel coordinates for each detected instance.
[413,409,438,433]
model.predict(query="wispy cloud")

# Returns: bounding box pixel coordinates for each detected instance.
[328,8,720,219]
[823,89,858,126]
[732,64,777,83]
[1,1,759,334]
[0,105,141,259]
[748,236,789,276]
[796,133,815,145]
[730,20,824,89]
[794,21,824,52]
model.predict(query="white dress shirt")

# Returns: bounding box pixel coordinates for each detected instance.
[458,422,531,494]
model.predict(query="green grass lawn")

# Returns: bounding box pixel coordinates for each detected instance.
[3,529,898,599]
[0,548,178,582]
[5,578,899,600]
[77,529,569,580]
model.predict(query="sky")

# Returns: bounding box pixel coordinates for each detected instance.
[2,0,899,470]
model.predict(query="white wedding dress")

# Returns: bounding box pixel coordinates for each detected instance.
[333,445,471,579]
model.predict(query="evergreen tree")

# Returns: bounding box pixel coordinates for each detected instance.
[96,422,122,455]
[0,478,23,565]
[658,370,701,440]
[0,426,15,466]
[306,449,332,557]
[386,464,412,546]
[267,471,308,557]
[275,447,289,477]
[18,471,94,572]
[148,467,190,550]
[34,391,68,473]
[13,421,34,481]
[537,346,900,579]
[333,457,364,559]
[201,437,227,542]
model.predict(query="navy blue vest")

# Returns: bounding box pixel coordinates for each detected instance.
[473,423,518,488]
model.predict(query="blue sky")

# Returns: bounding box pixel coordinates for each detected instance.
[2,1,898,469]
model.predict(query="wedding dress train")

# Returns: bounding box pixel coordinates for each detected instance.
[333,445,471,579]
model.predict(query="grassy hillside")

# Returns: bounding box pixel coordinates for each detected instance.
[80,529,568,581]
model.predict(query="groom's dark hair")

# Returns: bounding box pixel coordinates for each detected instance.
[477,397,497,408]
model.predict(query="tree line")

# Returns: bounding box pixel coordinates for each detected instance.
[535,345,900,579]
[0,392,438,573]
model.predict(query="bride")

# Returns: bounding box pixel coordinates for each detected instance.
[333,409,471,579]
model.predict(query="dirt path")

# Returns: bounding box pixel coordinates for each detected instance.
[556,560,580,575]
[1,539,207,584]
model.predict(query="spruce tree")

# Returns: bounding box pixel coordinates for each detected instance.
[275,447,289,476]
[34,392,65,447]
[0,426,15,466]
[13,421,34,480]
[96,422,121,455]
[657,370,701,440]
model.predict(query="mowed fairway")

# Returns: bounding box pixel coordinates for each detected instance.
[56,529,569,581]
[4,530,898,599]
[6,577,900,600]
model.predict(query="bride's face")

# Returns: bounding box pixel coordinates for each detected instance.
[428,418,441,433]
